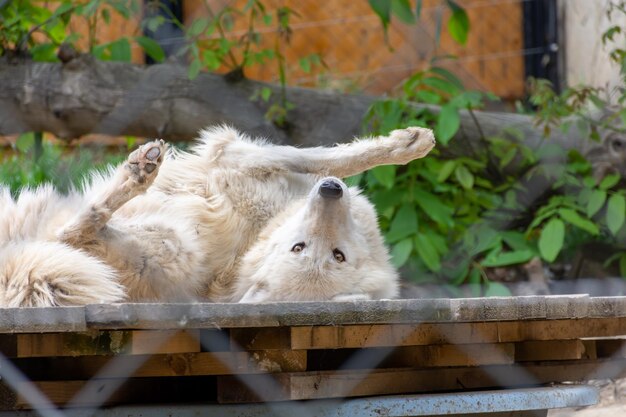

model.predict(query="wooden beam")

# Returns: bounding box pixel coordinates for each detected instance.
[217,359,626,403]
[290,318,626,349]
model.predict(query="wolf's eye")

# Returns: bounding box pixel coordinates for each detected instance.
[291,242,305,253]
[333,249,345,262]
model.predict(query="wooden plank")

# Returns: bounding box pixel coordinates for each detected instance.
[291,318,626,349]
[82,297,626,331]
[230,328,292,350]
[217,358,626,403]
[130,330,200,354]
[0,334,17,357]
[515,340,585,362]
[13,350,306,380]
[13,330,203,358]
[3,376,216,410]
[16,331,131,357]
[0,306,86,333]
[384,343,515,368]
[595,338,626,358]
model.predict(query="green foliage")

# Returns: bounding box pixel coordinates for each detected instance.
[0,134,125,195]
[369,0,470,46]
[357,4,626,294]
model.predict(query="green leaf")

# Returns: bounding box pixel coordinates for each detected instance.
[109,38,131,62]
[484,282,512,297]
[415,234,441,271]
[188,18,208,37]
[599,174,620,190]
[391,238,413,268]
[481,250,534,268]
[371,189,404,214]
[435,104,460,144]
[260,87,272,102]
[299,57,311,73]
[391,0,415,24]
[454,165,474,189]
[607,194,626,235]
[369,0,391,32]
[430,67,464,90]
[101,7,111,24]
[413,189,454,226]
[437,160,456,182]
[386,203,418,243]
[538,218,565,262]
[16,132,35,153]
[188,58,202,80]
[30,43,58,62]
[135,36,165,62]
[447,1,470,45]
[415,0,423,18]
[587,189,607,217]
[620,253,626,277]
[501,231,531,251]
[371,165,396,189]
[558,208,599,235]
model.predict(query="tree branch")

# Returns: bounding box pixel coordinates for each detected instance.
[0,56,605,156]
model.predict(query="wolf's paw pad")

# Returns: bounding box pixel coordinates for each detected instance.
[127,140,166,183]
[389,127,436,164]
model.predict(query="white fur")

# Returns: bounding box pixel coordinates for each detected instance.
[0,126,435,306]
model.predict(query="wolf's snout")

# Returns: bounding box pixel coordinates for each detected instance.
[319,179,343,199]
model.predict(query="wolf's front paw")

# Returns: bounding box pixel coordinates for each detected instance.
[127,140,166,185]
[388,127,436,165]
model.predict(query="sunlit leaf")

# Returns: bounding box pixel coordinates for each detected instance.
[558,208,599,235]
[435,104,460,144]
[371,165,396,189]
[481,250,534,267]
[484,281,512,297]
[538,218,564,262]
[135,36,165,62]
[391,0,415,24]
[587,189,607,217]
[391,238,413,268]
[607,194,626,235]
[415,233,441,271]
[446,1,470,45]
[386,203,418,243]
[454,164,474,189]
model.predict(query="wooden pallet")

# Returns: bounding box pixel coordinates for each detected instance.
[1,296,626,410]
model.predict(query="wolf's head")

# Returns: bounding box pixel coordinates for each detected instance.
[235,177,398,302]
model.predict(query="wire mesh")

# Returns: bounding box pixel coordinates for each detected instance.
[0,1,625,416]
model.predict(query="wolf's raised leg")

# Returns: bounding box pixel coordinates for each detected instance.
[217,126,435,178]
[58,140,165,247]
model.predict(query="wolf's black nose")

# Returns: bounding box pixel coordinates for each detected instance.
[319,179,343,199]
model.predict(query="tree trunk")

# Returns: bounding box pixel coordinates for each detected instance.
[0,56,599,154]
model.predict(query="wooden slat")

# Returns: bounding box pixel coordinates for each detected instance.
[515,340,586,362]
[230,328,292,351]
[130,330,200,354]
[13,350,306,380]
[291,318,626,349]
[595,338,626,358]
[217,358,626,403]
[4,376,215,410]
[13,330,204,358]
[16,331,131,358]
[384,343,515,368]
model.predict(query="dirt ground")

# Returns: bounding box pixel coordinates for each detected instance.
[549,379,626,416]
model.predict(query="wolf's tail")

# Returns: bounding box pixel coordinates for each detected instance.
[0,241,125,307]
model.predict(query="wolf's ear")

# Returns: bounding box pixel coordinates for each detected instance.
[238,283,270,303]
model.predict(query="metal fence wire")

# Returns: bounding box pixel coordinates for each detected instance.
[0,0,625,416]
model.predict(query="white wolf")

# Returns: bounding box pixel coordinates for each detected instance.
[0,126,435,307]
